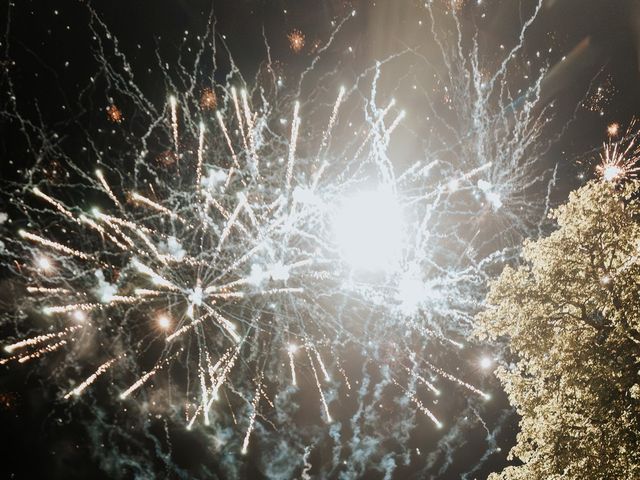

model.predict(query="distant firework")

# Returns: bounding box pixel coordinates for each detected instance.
[597,121,640,182]
[608,122,620,137]
[288,29,305,53]
[200,87,218,111]
[106,104,123,123]
[583,75,617,115]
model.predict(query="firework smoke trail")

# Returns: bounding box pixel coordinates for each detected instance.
[0,1,571,478]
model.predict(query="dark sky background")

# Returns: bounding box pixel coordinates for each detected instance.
[2,1,640,479]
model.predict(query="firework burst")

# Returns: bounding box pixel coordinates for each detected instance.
[597,121,640,183]
[106,104,124,123]
[287,29,306,54]
[0,1,569,476]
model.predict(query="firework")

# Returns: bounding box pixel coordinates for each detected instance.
[287,29,305,54]
[2,77,500,456]
[597,122,640,182]
[583,75,617,115]
[106,104,123,123]
[200,87,218,111]
[3,83,406,455]
[0,2,564,475]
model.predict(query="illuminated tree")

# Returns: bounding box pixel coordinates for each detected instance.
[477,180,640,479]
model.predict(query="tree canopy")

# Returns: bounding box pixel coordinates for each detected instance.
[477,180,640,479]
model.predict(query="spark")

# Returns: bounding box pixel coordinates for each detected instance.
[64,357,119,399]
[241,376,263,455]
[196,121,205,191]
[95,169,122,207]
[403,365,440,396]
[120,352,180,400]
[17,340,68,363]
[393,378,442,428]
[231,87,251,165]
[165,311,214,342]
[32,186,76,220]
[19,230,90,260]
[240,89,259,168]
[307,347,332,423]
[409,391,443,429]
[216,110,240,169]
[288,344,298,386]
[130,191,181,220]
[425,360,489,399]
[318,86,346,156]
[310,344,331,382]
[43,303,101,315]
[169,95,179,154]
[286,101,301,194]
[3,325,83,354]
[26,287,71,294]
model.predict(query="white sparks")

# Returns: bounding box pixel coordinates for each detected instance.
[64,357,119,399]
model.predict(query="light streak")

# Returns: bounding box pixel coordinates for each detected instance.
[288,344,298,386]
[19,230,90,260]
[4,325,83,354]
[196,121,205,191]
[64,357,119,399]
[119,352,180,400]
[17,340,68,363]
[32,187,76,220]
[307,347,331,423]
[130,192,181,220]
[95,169,122,207]
[286,101,301,194]
[169,95,179,154]
[241,376,263,455]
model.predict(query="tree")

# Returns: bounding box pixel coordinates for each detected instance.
[476,180,640,479]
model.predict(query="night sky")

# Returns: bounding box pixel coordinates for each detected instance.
[2,1,640,479]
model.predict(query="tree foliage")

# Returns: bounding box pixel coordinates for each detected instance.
[477,180,640,479]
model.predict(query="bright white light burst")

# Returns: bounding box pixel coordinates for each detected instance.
[333,188,404,272]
